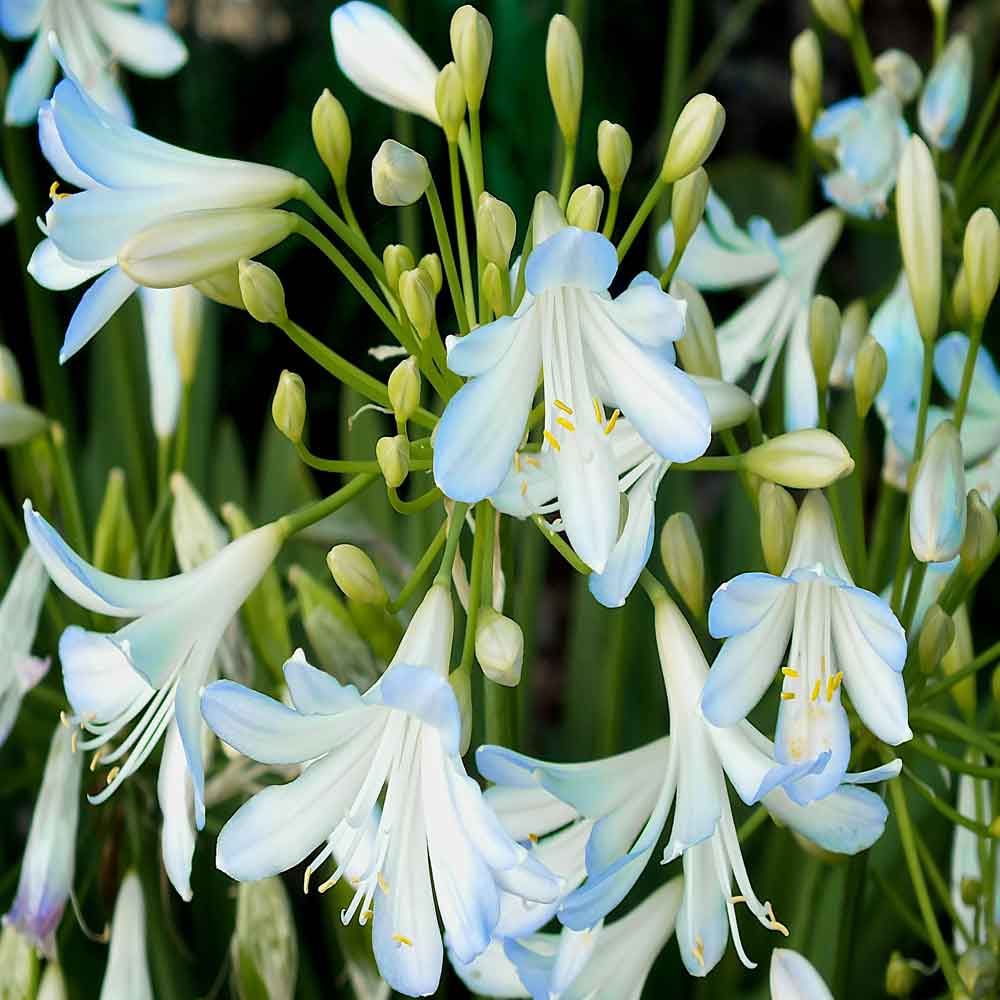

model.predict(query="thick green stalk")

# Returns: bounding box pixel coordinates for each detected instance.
[448,142,477,329]
[908,738,1000,779]
[556,140,576,211]
[658,246,683,290]
[601,189,620,239]
[899,560,927,632]
[425,179,470,333]
[531,514,591,574]
[913,826,973,947]
[387,486,442,514]
[917,638,1000,706]
[295,442,381,474]
[278,473,379,538]
[435,503,470,587]
[484,677,515,748]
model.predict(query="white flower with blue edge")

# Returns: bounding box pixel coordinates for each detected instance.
[28,67,298,363]
[919,35,973,151]
[770,948,834,1000]
[702,490,911,803]
[202,584,560,999]
[99,872,153,1000]
[434,225,711,573]
[0,1,187,126]
[658,192,842,431]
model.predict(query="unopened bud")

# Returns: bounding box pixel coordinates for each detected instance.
[272,370,306,444]
[830,299,867,388]
[532,190,567,246]
[481,261,505,316]
[195,265,240,311]
[952,263,972,328]
[398,267,437,338]
[231,878,298,1000]
[545,14,583,142]
[961,876,982,907]
[920,34,973,151]
[963,207,1000,323]
[169,285,205,384]
[435,62,467,143]
[897,136,942,342]
[660,512,705,617]
[327,545,388,606]
[854,335,888,418]
[312,89,351,187]
[371,139,430,207]
[874,49,923,104]
[566,184,604,231]
[670,278,722,378]
[928,0,949,14]
[792,76,817,134]
[791,30,822,106]
[0,346,23,402]
[475,608,523,686]
[809,295,841,395]
[418,253,443,295]
[376,434,410,488]
[918,604,955,673]
[477,192,517,267]
[383,244,415,293]
[37,964,68,1000]
[597,120,632,192]
[885,952,920,998]
[744,430,854,488]
[661,93,725,183]
[450,669,472,756]
[758,482,798,575]
[670,167,709,256]
[958,945,998,1000]
[910,420,966,563]
[93,468,138,578]
[450,6,492,112]
[238,258,287,325]
[0,926,37,1000]
[960,489,997,573]
[811,0,852,36]
[388,357,421,424]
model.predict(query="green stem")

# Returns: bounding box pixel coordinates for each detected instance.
[295,441,380,474]
[910,708,1000,758]
[387,485,442,514]
[903,765,997,838]
[425,179,470,334]
[601,189,620,240]
[50,424,89,559]
[277,473,379,538]
[847,13,878,94]
[953,319,984,429]
[435,503,470,587]
[908,737,1000,779]
[638,568,669,606]
[484,677,515,747]
[913,825,974,947]
[468,109,486,205]
[673,453,745,472]
[387,519,448,613]
[867,482,902,590]
[617,178,666,262]
[900,560,927,632]
[531,514,591,574]
[174,387,192,477]
[658,247,683,290]
[871,868,931,943]
[917,639,1000,706]
[449,142,477,330]
[557,139,576,210]
[459,502,492,675]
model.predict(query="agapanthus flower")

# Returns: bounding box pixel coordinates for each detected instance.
[28,64,298,363]
[770,948,834,1000]
[3,723,81,956]
[435,225,711,573]
[658,192,842,430]
[0,0,187,125]
[99,873,153,1000]
[139,287,183,441]
[919,35,973,151]
[202,585,560,998]
[951,764,1000,948]
[702,490,911,802]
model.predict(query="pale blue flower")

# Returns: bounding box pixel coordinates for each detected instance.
[813,88,909,219]
[919,35,973,151]
[99,873,153,1000]
[703,491,910,802]
[910,420,967,564]
[658,192,842,431]
[435,228,710,573]
[0,0,187,126]
[770,948,834,1000]
[202,586,560,999]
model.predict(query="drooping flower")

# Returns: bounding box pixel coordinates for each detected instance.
[139,288,183,441]
[3,723,81,956]
[435,226,711,573]
[202,585,560,998]
[658,192,842,430]
[951,764,1000,948]
[28,67,299,363]
[99,873,153,1000]
[0,0,187,126]
[0,547,50,748]
[919,35,973,151]
[770,948,834,1000]
[702,490,911,802]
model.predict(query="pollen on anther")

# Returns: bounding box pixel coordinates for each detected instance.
[826,671,843,701]
[730,895,747,905]
[592,398,603,424]
[543,429,562,452]
[514,452,522,472]
[49,181,70,201]
[692,936,706,968]
[527,833,539,844]
[378,873,390,894]
[765,901,790,936]
[303,869,312,894]
[59,710,71,729]
[520,480,528,496]
[70,731,78,754]
[781,667,799,678]
[89,748,105,773]
[781,691,796,701]
[556,417,576,432]
[554,399,574,415]
[106,766,120,785]
[392,934,413,947]
[604,409,621,435]
[525,456,541,468]
[810,679,821,702]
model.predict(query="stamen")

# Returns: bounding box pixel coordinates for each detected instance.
[781,692,796,701]
[392,934,413,947]
[514,452,522,472]
[692,936,706,968]
[520,481,528,497]
[361,909,374,921]
[554,399,574,415]
[543,429,561,452]
[592,397,603,424]
[810,679,821,702]
[764,901,790,937]
[730,895,747,904]
[60,710,72,729]
[303,869,312,894]
[524,456,541,468]
[604,409,621,435]
[49,181,70,201]
[826,671,843,701]
[527,833,539,844]
[89,747,105,773]
[378,873,390,894]
[106,766,120,785]
[555,417,576,432]
[70,730,79,753]
[781,667,799,678]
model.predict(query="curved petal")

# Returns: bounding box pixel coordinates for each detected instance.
[60,266,138,364]
[28,238,106,291]
[89,3,188,77]
[770,948,834,1000]
[450,937,531,998]
[446,315,523,376]
[708,572,795,638]
[485,784,579,844]
[0,0,43,39]
[774,692,848,805]
[784,490,853,581]
[157,721,195,901]
[373,666,461,756]
[835,585,906,670]
[783,307,819,431]
[4,30,56,126]
[676,840,729,977]
[764,783,888,854]
[283,652,364,715]
[140,287,182,438]
[598,272,687,349]
[526,228,617,295]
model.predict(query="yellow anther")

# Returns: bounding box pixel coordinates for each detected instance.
[59,710,71,728]
[730,895,747,904]
[810,679,821,702]
[49,181,70,201]
[554,399,574,415]
[592,397,603,424]
[392,934,413,947]
[543,429,562,452]
[520,480,528,497]
[106,766,120,785]
[303,868,312,894]
[70,730,78,754]
[781,691,796,700]
[378,873,390,894]
[781,667,799,678]
[89,748,105,773]
[692,936,706,968]
[361,909,374,922]
[820,654,827,674]
[827,671,843,701]
[604,409,621,435]
[556,416,576,432]
[524,456,541,468]
[527,833,539,844]
[765,901,790,937]
[514,452,522,472]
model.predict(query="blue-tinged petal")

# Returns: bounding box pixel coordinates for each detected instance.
[60,266,138,363]
[835,585,906,670]
[776,693,848,805]
[283,652,364,715]
[812,96,865,143]
[4,29,56,125]
[919,35,972,151]
[38,101,96,189]
[716,276,796,384]
[764,783,888,854]
[89,2,188,77]
[708,572,795,637]
[485,784,579,843]
[0,0,43,39]
[598,272,687,349]
[783,308,819,431]
[374,665,461,755]
[157,721,195,901]
[503,937,558,1000]
[935,332,1000,423]
[526,228,617,295]
[676,840,729,977]
[446,315,521,376]
[842,758,901,784]
[490,448,557,519]
[140,287,182,438]
[451,938,533,998]
[28,238,107,291]
[173,648,213,828]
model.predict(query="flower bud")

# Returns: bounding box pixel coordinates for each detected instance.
[961,876,982,907]
[853,334,887,418]
[597,120,632,193]
[952,263,972,328]
[910,420,966,563]
[920,34,973,151]
[0,346,23,402]
[195,266,243,312]
[231,877,298,1000]
[670,167,709,256]
[238,258,288,325]
[566,184,604,231]
[918,604,955,673]
[312,89,351,187]
[170,472,227,572]
[371,139,430,207]
[271,370,306,444]
[810,0,852,36]
[532,191,567,245]
[0,399,46,447]
[37,963,67,1000]
[945,604,975,720]
[791,30,822,107]
[0,926,37,1000]
[435,62,467,143]
[475,608,523,686]
[670,278,722,378]
[958,946,998,1000]
[661,93,725,183]
[545,14,583,142]
[659,512,705,618]
[99,873,153,1000]
[93,468,138,578]
[897,136,941,342]
[376,434,410,488]
[874,49,923,104]
[387,357,421,425]
[744,430,854,488]
[885,952,920,998]
[383,244,415,293]
[169,285,204,385]
[419,252,443,295]
[481,261,505,317]
[960,489,997,573]
[398,267,437,339]
[758,482,798,576]
[476,192,517,267]
[809,295,841,395]
[963,207,1000,324]
[449,668,472,756]
[928,0,949,14]
[829,298,867,388]
[327,545,388,606]
[450,6,492,113]
[791,76,817,134]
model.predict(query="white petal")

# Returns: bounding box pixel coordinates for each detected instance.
[450,938,531,998]
[784,491,853,580]
[446,316,521,377]
[782,308,819,430]
[99,873,154,1000]
[28,237,107,291]
[88,2,188,77]
[770,948,834,1000]
[596,271,687,349]
[140,287,182,438]
[283,652,364,715]
[371,666,461,755]
[677,840,729,977]
[525,228,617,295]
[764,784,888,855]
[4,29,56,125]
[157,721,195,901]
[60,266,138,363]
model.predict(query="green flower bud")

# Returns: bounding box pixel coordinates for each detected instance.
[532,190,567,245]
[545,14,583,142]
[791,30,822,107]
[660,93,725,183]
[566,184,604,231]
[0,346,23,403]
[830,298,868,388]
[0,926,37,1000]
[476,192,517,267]
[170,285,205,385]
[238,258,287,325]
[945,604,976,720]
[659,512,705,617]
[435,62,467,143]
[376,434,410,488]
[371,139,430,207]
[93,468,138,579]
[475,608,524,686]
[952,263,972,328]
[960,489,998,573]
[854,335,888,418]
[37,964,68,1000]
[928,0,949,14]
[897,136,942,342]
[597,120,632,192]
[481,261,505,317]
[388,357,421,424]
[271,370,306,444]
[450,668,473,755]
[327,544,389,606]
[958,945,998,1000]
[670,167,709,257]
[398,267,437,339]
[918,604,955,673]
[312,89,351,187]
[450,6,492,113]
[231,878,298,1000]
[669,277,722,378]
[383,244,416,294]
[963,207,1000,323]
[961,876,982,907]
[419,253,443,295]
[874,49,923,104]
[758,482,798,575]
[811,0,852,36]
[809,294,842,395]
[885,952,920,998]
[744,430,854,488]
